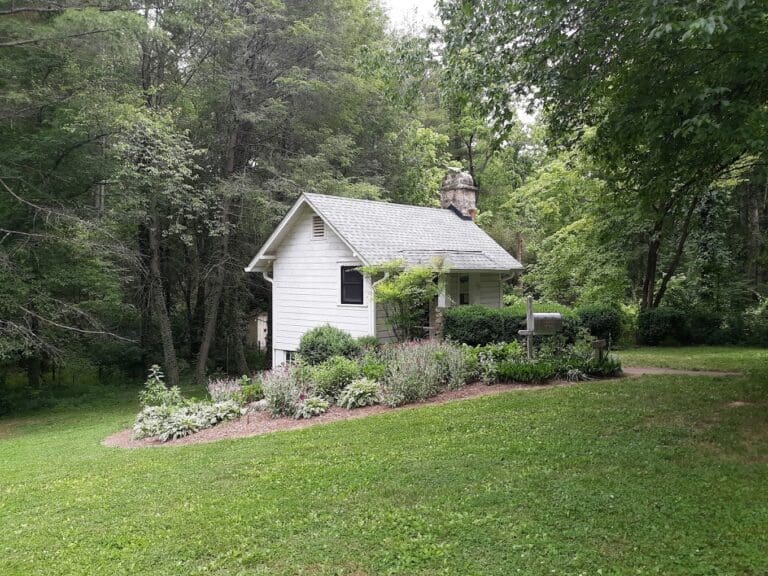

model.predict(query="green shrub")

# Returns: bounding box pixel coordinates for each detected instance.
[138,365,183,407]
[444,304,580,346]
[576,303,622,343]
[359,354,387,381]
[239,381,264,403]
[337,378,382,408]
[686,307,726,345]
[298,325,360,365]
[356,336,380,352]
[582,355,623,377]
[637,307,689,345]
[311,356,360,399]
[463,341,524,385]
[496,360,557,383]
[294,396,330,419]
[743,300,768,346]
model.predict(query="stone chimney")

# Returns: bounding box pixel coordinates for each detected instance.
[440,170,478,220]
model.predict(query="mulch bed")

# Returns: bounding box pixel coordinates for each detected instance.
[102,381,571,449]
[102,366,740,449]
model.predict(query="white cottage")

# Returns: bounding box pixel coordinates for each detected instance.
[245,171,523,365]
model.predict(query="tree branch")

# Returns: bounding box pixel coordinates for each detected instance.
[0,28,116,48]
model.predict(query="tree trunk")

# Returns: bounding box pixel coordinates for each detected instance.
[148,208,180,387]
[652,193,700,308]
[641,237,660,309]
[194,257,226,384]
[194,127,237,384]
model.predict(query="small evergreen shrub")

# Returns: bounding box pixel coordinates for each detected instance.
[337,378,382,408]
[298,325,360,365]
[311,356,360,399]
[576,303,622,343]
[637,307,689,345]
[294,396,330,419]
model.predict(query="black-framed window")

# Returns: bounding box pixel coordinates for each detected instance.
[341,266,364,305]
[459,275,470,305]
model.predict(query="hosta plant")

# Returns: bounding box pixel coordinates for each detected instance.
[337,378,381,409]
[294,396,330,419]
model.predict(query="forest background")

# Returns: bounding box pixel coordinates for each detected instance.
[1,0,765,412]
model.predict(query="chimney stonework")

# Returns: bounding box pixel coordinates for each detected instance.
[440,170,478,220]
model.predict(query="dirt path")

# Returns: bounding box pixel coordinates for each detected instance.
[103,366,740,449]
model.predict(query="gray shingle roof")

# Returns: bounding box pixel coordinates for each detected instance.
[303,193,522,271]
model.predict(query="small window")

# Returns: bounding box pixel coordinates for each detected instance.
[341,266,364,305]
[459,275,470,305]
[312,215,325,239]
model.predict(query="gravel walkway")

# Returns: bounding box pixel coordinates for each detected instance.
[102,365,740,449]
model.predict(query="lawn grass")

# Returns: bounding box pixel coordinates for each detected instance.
[618,345,768,372]
[1,347,767,575]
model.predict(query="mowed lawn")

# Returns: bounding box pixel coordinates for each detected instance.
[1,348,767,575]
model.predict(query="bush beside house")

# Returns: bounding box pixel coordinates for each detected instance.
[131,320,625,442]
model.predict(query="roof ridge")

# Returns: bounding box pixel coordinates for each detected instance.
[303,192,455,215]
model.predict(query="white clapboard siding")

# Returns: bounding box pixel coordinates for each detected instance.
[375,302,398,343]
[470,273,503,307]
[273,206,372,352]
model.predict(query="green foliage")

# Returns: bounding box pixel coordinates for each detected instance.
[4,348,768,574]
[743,300,768,346]
[637,308,690,346]
[138,366,184,408]
[132,400,240,442]
[582,355,623,378]
[359,354,387,382]
[496,360,557,384]
[239,381,265,404]
[337,378,382,409]
[294,397,330,420]
[298,326,361,365]
[380,340,470,407]
[355,336,380,353]
[576,304,623,344]
[310,356,361,400]
[444,304,580,346]
[462,341,524,384]
[361,259,448,341]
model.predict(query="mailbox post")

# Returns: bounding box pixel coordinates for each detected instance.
[518,296,564,359]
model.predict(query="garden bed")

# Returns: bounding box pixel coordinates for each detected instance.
[103,380,576,448]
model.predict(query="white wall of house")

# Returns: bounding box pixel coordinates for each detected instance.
[468,273,504,307]
[271,206,373,365]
